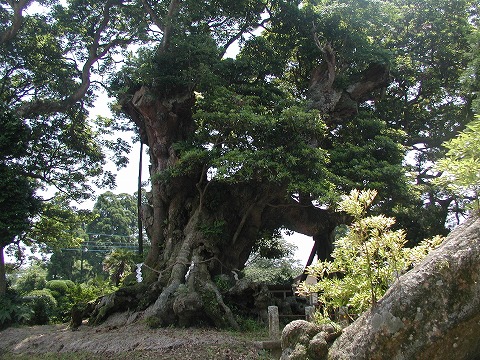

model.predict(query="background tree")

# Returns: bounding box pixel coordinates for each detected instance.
[84,191,139,276]
[0,104,39,296]
[45,191,140,281]
[244,235,303,285]
[374,0,478,239]
[102,249,136,286]
[0,0,146,291]
[435,116,480,215]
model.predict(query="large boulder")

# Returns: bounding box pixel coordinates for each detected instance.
[329,215,480,359]
[280,320,340,360]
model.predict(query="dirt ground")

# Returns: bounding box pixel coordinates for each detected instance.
[0,314,278,360]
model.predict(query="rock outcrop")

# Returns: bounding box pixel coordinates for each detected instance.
[281,215,480,360]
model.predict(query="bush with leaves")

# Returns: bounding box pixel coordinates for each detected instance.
[297,189,443,324]
[44,279,76,322]
[23,289,57,325]
[0,291,33,329]
[12,262,48,295]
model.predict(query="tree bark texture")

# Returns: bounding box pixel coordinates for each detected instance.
[0,245,6,297]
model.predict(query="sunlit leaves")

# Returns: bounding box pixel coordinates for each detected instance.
[88,191,138,237]
[297,189,442,321]
[26,196,92,252]
[435,117,480,213]
[173,87,331,195]
[337,188,377,219]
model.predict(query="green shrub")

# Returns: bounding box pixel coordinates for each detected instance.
[13,264,47,294]
[297,189,443,325]
[45,279,75,297]
[0,294,33,329]
[24,289,57,325]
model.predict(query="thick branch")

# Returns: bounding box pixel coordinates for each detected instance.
[312,36,336,88]
[141,0,165,32]
[71,0,125,103]
[219,16,270,59]
[15,1,132,118]
[0,0,30,44]
[159,0,181,53]
[266,197,345,237]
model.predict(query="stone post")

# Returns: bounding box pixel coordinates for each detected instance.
[268,306,280,339]
[305,306,315,322]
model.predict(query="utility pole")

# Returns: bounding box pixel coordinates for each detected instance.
[137,139,144,256]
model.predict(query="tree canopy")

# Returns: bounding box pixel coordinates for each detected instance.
[1,0,479,328]
[0,0,139,293]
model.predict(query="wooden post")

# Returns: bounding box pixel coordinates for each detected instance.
[268,306,280,339]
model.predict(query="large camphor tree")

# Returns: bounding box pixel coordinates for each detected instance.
[2,0,478,328]
[100,0,477,328]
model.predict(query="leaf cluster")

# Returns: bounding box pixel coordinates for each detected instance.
[0,105,40,247]
[297,189,443,322]
[172,88,331,195]
[435,116,480,213]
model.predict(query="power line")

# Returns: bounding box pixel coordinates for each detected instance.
[86,232,135,238]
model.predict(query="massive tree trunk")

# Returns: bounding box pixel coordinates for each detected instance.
[0,245,6,297]
[107,85,338,328]
[280,215,480,360]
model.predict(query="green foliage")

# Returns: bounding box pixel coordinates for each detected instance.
[112,32,221,96]
[297,189,443,323]
[87,192,138,237]
[235,316,266,333]
[13,263,48,295]
[0,1,137,283]
[7,261,117,326]
[374,0,479,231]
[0,105,40,250]
[199,220,227,242]
[45,191,141,282]
[45,279,76,296]
[26,196,92,254]
[328,115,408,203]
[175,92,331,195]
[244,257,302,285]
[102,249,136,287]
[245,236,302,285]
[0,293,33,329]
[24,289,57,325]
[43,280,76,322]
[435,117,480,213]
